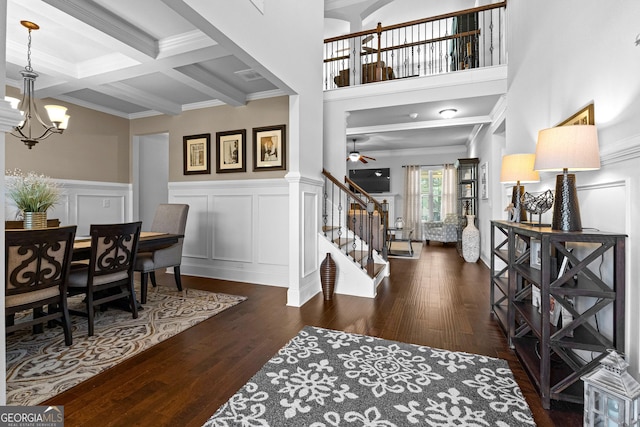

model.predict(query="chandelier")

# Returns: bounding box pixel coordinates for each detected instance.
[7,21,70,149]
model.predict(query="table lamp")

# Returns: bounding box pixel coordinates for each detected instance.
[500,153,540,222]
[534,125,600,231]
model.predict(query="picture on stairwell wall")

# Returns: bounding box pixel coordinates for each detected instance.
[253,124,286,171]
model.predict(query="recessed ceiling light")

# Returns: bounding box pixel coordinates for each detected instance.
[439,108,457,119]
[409,113,418,119]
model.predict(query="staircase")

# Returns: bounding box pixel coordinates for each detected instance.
[320,169,389,298]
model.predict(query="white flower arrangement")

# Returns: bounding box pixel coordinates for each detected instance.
[5,169,62,213]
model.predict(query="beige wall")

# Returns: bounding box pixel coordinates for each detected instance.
[130,96,289,182]
[5,86,130,183]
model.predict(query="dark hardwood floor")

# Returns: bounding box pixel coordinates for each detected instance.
[46,242,582,426]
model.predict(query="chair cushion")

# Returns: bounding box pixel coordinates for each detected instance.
[5,287,59,308]
[68,267,130,288]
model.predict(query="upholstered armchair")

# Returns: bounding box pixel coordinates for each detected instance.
[423,214,459,245]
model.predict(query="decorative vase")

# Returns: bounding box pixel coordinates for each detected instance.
[320,253,337,300]
[395,217,405,229]
[462,214,480,263]
[23,212,48,229]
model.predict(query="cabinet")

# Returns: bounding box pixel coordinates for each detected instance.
[490,220,626,409]
[455,158,478,255]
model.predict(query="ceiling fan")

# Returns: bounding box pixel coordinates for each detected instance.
[335,34,375,54]
[347,138,376,164]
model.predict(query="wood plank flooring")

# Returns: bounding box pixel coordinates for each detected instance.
[45,242,582,426]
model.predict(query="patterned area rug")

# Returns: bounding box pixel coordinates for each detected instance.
[6,287,247,406]
[204,326,536,426]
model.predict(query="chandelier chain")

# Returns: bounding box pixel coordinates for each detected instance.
[26,29,33,72]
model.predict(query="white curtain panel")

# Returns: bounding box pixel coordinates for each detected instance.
[442,164,457,216]
[403,165,422,233]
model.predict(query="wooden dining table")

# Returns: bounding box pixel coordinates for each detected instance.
[72,231,182,261]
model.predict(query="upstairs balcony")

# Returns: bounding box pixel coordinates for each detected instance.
[323,2,507,91]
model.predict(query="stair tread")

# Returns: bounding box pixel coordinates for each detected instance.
[363,262,385,278]
[333,237,355,247]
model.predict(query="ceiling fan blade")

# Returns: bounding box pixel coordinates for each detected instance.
[362,34,374,44]
[359,157,368,164]
[361,155,376,161]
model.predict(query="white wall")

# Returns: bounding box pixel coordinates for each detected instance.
[505,0,640,375]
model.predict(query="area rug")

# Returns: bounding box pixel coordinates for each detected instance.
[388,241,423,259]
[204,326,535,426]
[6,287,247,406]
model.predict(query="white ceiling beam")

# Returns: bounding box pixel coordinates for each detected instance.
[174,64,246,107]
[346,115,493,135]
[99,82,182,116]
[163,68,246,107]
[41,0,159,58]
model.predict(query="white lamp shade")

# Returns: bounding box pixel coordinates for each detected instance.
[500,153,540,183]
[44,104,68,124]
[59,115,70,130]
[349,152,360,162]
[534,125,600,172]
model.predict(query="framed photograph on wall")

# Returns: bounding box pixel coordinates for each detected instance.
[557,103,595,127]
[253,124,286,171]
[480,161,489,200]
[216,129,246,173]
[183,134,211,175]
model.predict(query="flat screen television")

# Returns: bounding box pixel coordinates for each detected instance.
[349,168,390,193]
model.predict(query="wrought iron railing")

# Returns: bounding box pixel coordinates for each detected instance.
[323,2,506,90]
[322,169,389,272]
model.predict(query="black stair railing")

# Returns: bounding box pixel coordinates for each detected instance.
[322,169,388,267]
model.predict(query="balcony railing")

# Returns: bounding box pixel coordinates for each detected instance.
[323,2,506,90]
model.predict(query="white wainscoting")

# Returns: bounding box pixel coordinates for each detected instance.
[4,178,132,236]
[168,179,290,287]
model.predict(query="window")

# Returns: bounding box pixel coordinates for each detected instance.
[420,167,443,222]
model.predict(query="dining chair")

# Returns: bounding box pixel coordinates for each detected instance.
[67,221,142,336]
[5,225,77,346]
[135,204,189,304]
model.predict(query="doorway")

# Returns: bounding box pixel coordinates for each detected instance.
[135,133,169,231]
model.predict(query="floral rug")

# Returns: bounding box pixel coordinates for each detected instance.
[204,326,535,426]
[6,287,247,406]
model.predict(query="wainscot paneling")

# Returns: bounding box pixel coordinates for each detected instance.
[169,179,289,287]
[4,178,132,236]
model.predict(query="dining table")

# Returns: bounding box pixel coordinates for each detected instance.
[72,231,183,261]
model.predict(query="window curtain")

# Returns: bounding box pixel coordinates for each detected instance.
[403,165,421,233]
[442,164,457,217]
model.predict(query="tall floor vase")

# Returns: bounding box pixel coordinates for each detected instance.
[462,214,480,263]
[320,253,336,300]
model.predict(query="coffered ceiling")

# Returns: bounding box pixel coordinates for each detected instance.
[5,0,505,154]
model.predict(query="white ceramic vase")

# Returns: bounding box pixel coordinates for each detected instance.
[462,214,480,263]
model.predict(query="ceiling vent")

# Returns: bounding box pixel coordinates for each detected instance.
[234,69,264,82]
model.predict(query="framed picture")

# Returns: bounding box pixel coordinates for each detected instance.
[183,134,211,175]
[558,103,595,127]
[253,124,286,171]
[216,129,246,173]
[480,161,489,200]
[530,238,541,270]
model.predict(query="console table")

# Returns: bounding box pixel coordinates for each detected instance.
[490,220,626,409]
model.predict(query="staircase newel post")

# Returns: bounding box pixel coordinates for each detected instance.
[366,201,375,274]
[381,199,389,260]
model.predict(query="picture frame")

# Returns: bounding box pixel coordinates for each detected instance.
[183,134,211,175]
[253,124,286,171]
[530,238,541,270]
[557,103,595,127]
[216,129,246,173]
[480,161,489,200]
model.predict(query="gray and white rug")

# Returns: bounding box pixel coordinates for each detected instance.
[6,287,247,406]
[204,326,535,426]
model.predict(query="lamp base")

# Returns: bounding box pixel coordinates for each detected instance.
[552,172,582,231]
[511,185,527,222]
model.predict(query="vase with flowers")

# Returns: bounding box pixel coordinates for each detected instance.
[6,169,62,229]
